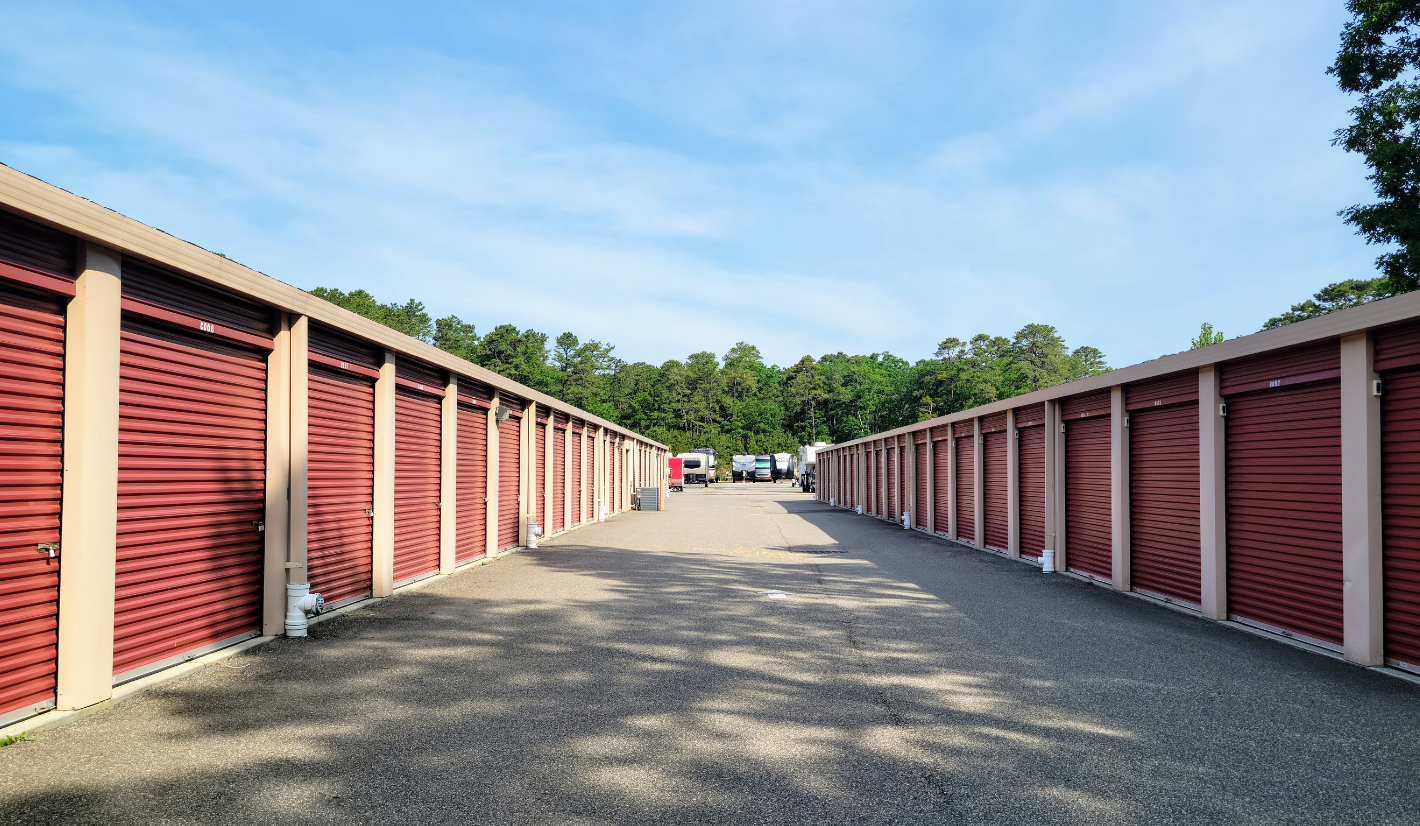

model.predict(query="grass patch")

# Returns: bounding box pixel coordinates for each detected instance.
[0,732,35,747]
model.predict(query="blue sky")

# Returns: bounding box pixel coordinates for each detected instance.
[0,0,1377,369]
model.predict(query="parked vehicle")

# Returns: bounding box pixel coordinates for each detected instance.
[754,455,773,482]
[772,453,793,482]
[668,457,684,492]
[689,448,718,482]
[798,442,828,493]
[676,452,711,486]
[731,454,756,482]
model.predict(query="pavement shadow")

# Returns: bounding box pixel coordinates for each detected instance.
[2,498,1419,825]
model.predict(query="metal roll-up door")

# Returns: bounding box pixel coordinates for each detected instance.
[954,422,975,542]
[1015,404,1046,559]
[1062,391,1111,580]
[553,418,567,532]
[1382,365,1420,671]
[1127,371,1201,605]
[115,318,268,679]
[1223,341,1342,646]
[886,447,896,522]
[0,210,78,296]
[915,439,929,529]
[307,367,374,607]
[455,402,487,564]
[982,413,1008,550]
[536,422,547,530]
[572,425,583,525]
[393,387,441,585]
[933,432,950,532]
[0,285,65,725]
[497,413,520,549]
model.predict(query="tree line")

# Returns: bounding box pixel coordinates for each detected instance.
[310,287,1112,457]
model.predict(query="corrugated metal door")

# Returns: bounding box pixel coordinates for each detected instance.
[954,422,975,542]
[497,411,521,549]
[1016,404,1046,559]
[115,317,268,678]
[306,367,374,607]
[455,401,487,564]
[933,432,950,533]
[1224,341,1342,647]
[1127,372,1201,605]
[553,417,567,532]
[982,413,1008,550]
[536,421,547,530]
[886,447,896,522]
[0,285,65,724]
[915,439,929,529]
[393,386,441,584]
[1063,390,1111,580]
[572,423,583,525]
[1382,364,1420,670]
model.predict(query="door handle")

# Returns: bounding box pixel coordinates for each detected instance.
[37,542,59,559]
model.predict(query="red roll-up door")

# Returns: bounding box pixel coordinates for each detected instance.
[572,427,583,525]
[954,424,975,542]
[1382,365,1420,670]
[886,447,896,522]
[536,422,547,530]
[306,367,374,607]
[0,285,64,725]
[933,433,950,533]
[1062,391,1111,580]
[497,416,520,549]
[115,319,266,678]
[455,402,487,564]
[915,442,929,529]
[393,387,441,585]
[553,420,567,532]
[982,413,1008,550]
[1128,386,1200,606]
[1226,382,1343,646]
[1019,425,1045,558]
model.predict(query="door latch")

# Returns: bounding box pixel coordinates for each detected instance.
[365,508,375,518]
[37,542,59,559]
[252,520,265,532]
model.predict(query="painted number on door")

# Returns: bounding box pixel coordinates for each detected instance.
[199,320,216,333]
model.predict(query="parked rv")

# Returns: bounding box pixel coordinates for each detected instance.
[689,448,718,482]
[668,457,684,492]
[772,453,793,482]
[798,442,828,492]
[731,454,755,482]
[676,452,711,486]
[753,455,773,482]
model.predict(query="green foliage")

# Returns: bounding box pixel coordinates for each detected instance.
[1190,323,1226,349]
[310,287,433,341]
[1261,277,1392,329]
[309,286,1108,450]
[0,732,34,747]
[1331,2,1420,293]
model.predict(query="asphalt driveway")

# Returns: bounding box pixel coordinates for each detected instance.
[2,484,1417,825]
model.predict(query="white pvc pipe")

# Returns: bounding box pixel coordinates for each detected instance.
[1042,549,1056,573]
[285,582,324,637]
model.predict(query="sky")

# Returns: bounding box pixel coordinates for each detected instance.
[0,0,1379,370]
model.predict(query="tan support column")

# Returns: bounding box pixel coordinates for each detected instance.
[947,432,958,539]
[371,351,396,597]
[439,377,458,574]
[1110,385,1130,591]
[261,315,291,637]
[973,418,984,546]
[55,242,122,711]
[1341,332,1383,665]
[281,314,307,605]
[1007,409,1021,558]
[486,391,500,556]
[593,426,602,520]
[1198,365,1226,620]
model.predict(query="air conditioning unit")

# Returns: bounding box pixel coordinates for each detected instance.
[495,406,511,420]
